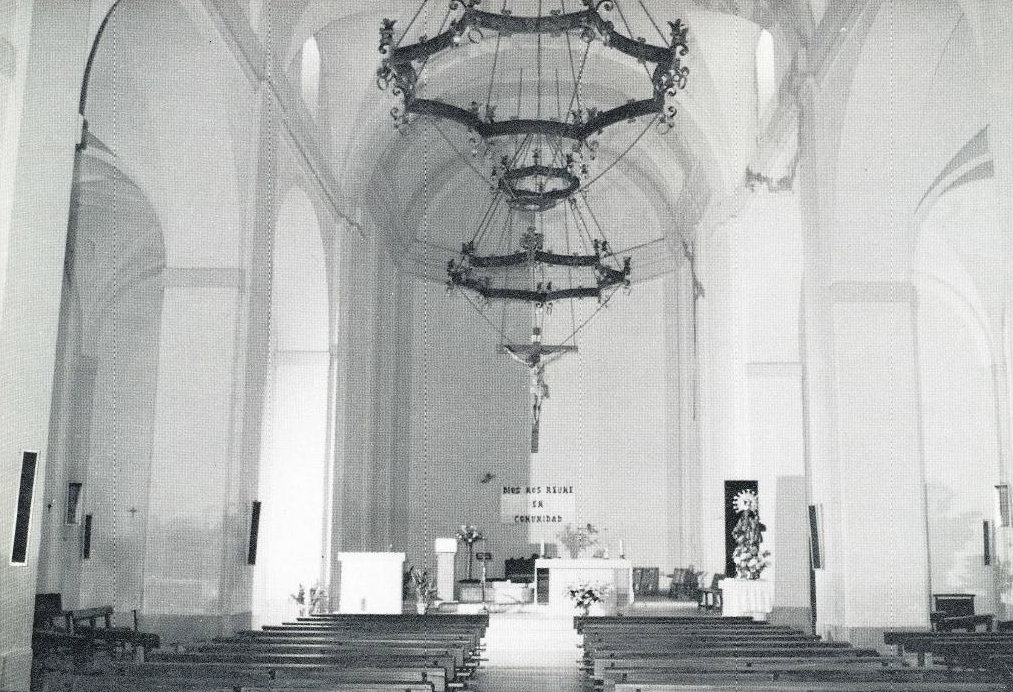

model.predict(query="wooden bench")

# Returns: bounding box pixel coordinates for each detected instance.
[612,682,1004,692]
[67,605,161,658]
[108,661,451,692]
[47,612,485,692]
[599,668,1000,692]
[580,616,1004,692]
[884,631,1013,667]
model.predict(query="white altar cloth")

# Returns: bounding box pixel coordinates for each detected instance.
[721,578,773,620]
[535,558,633,615]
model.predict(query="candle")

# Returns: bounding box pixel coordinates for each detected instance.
[619,540,624,556]
[539,540,545,557]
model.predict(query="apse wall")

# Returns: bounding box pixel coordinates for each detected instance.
[531,276,671,571]
[397,272,677,576]
[402,274,532,577]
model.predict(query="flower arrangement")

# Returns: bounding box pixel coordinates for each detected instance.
[309,584,326,613]
[407,566,438,613]
[566,582,610,616]
[290,583,327,615]
[457,524,484,544]
[557,523,599,559]
[730,490,770,579]
[732,545,771,579]
[456,524,484,581]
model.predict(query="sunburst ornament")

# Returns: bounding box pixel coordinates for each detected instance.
[732,489,758,514]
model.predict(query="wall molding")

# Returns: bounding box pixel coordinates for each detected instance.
[199,0,364,238]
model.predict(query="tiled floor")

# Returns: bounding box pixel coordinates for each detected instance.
[470,600,703,691]
[470,612,584,692]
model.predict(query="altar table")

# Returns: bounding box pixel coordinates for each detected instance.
[535,558,633,615]
[337,552,405,614]
[720,577,773,620]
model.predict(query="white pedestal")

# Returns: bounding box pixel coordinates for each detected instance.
[337,552,405,614]
[535,558,633,615]
[434,538,458,602]
[721,578,773,620]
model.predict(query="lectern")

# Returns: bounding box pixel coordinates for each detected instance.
[337,552,405,613]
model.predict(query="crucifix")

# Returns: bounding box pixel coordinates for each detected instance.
[503,319,576,453]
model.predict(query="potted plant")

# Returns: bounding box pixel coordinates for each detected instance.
[290,584,307,617]
[557,523,599,559]
[308,583,327,614]
[566,582,610,617]
[408,566,438,614]
[456,524,484,582]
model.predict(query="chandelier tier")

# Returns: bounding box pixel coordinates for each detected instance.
[446,192,631,318]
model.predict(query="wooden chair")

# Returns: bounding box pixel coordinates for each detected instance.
[633,568,659,597]
[667,568,686,599]
[698,573,724,611]
[682,568,701,601]
[34,593,71,631]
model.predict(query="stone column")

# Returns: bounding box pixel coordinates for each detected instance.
[664,264,702,568]
[141,268,251,642]
[821,283,931,645]
[0,3,92,688]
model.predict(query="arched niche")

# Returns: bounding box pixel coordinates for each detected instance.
[252,183,331,626]
[915,176,1004,616]
[82,0,253,270]
[38,147,166,612]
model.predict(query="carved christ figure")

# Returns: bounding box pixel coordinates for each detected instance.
[503,325,576,452]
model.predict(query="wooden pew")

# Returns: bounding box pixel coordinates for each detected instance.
[193,641,473,670]
[580,614,1003,692]
[575,615,756,632]
[884,631,1013,667]
[150,649,458,675]
[612,682,1004,692]
[599,667,1001,692]
[106,660,451,691]
[591,652,887,680]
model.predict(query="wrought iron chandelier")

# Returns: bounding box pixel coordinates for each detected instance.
[378,0,690,204]
[377,0,690,451]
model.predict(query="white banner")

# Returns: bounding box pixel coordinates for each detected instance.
[500,484,576,524]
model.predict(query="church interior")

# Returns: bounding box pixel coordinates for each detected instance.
[3,1,1013,691]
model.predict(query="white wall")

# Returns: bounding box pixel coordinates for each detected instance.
[537,277,676,571]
